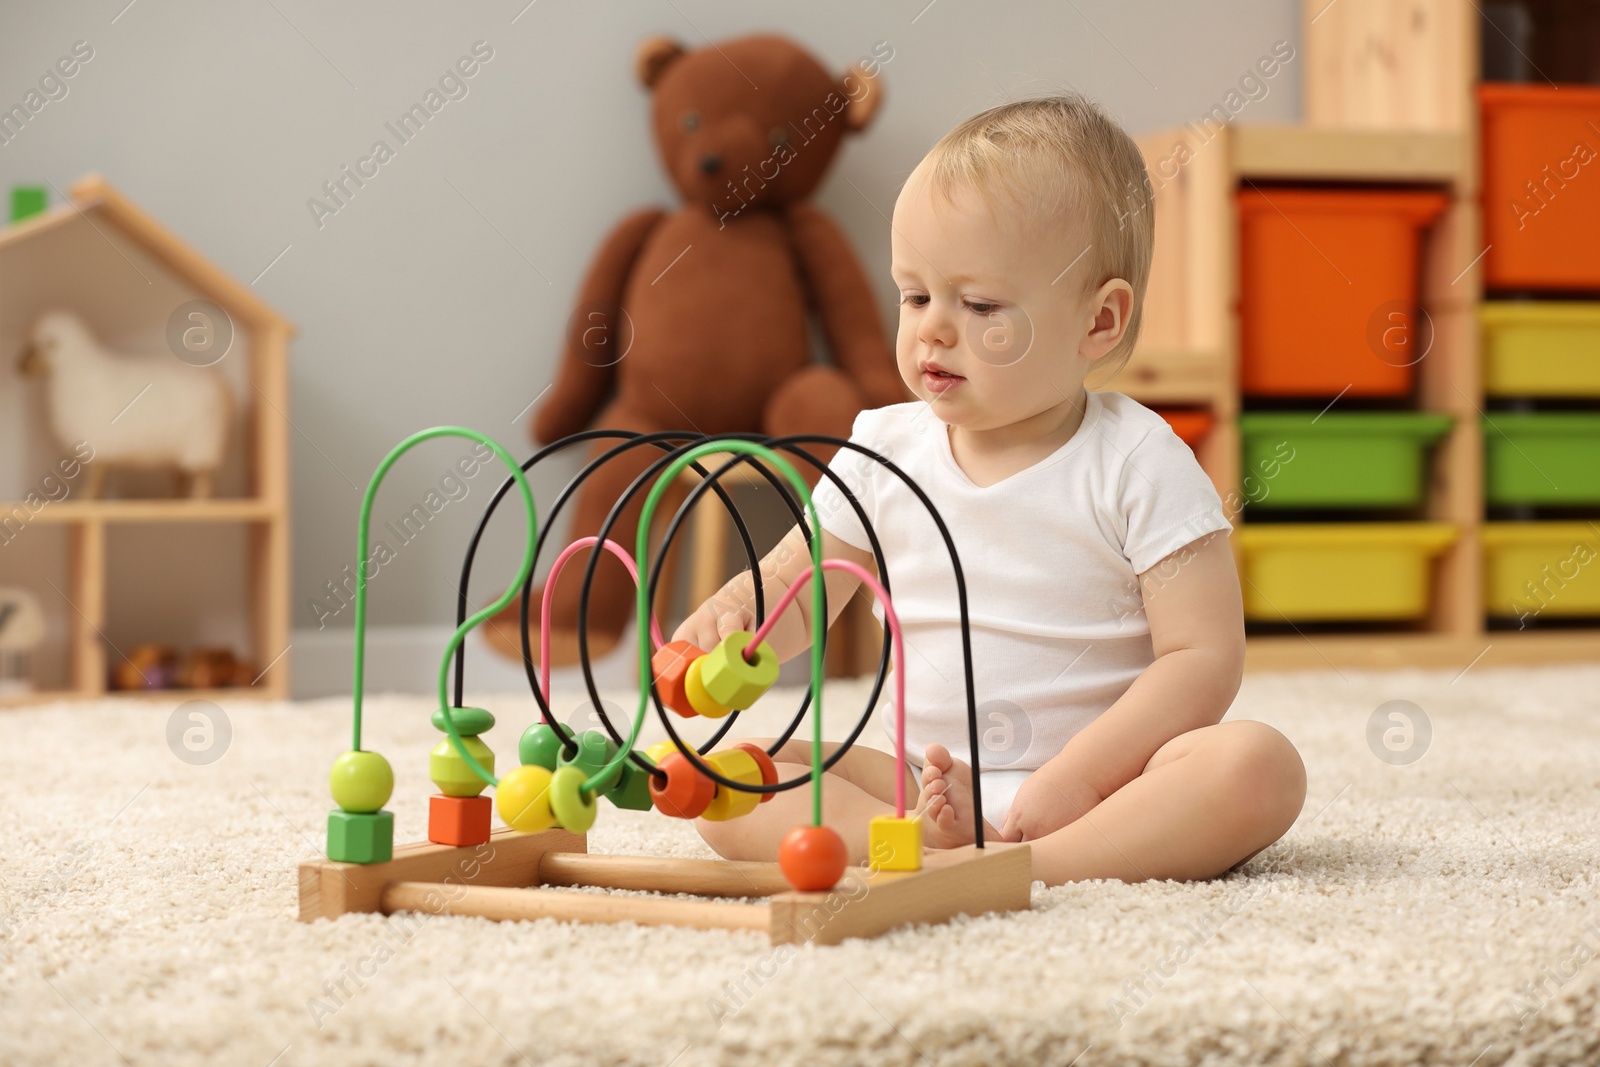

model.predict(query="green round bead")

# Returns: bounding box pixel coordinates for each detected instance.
[432,706,496,737]
[558,729,622,795]
[429,735,495,797]
[519,723,567,770]
[329,750,394,813]
[548,765,597,833]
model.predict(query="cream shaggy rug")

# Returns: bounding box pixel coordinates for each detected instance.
[2,665,1598,1067]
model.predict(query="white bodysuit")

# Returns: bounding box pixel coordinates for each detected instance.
[806,391,1233,828]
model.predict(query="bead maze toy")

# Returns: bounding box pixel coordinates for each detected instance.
[297,427,1030,945]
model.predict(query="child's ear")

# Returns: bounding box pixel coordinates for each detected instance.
[1080,279,1134,361]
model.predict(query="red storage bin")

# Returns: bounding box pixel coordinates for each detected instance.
[1478,83,1600,292]
[1156,409,1213,451]
[1237,188,1448,398]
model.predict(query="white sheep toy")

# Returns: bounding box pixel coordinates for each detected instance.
[17,309,233,499]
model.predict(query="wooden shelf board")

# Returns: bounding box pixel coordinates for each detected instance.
[1231,125,1466,184]
[1,499,278,523]
[1097,348,1223,405]
[1245,630,1600,672]
[0,686,281,707]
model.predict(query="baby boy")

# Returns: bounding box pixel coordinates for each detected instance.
[672,93,1305,886]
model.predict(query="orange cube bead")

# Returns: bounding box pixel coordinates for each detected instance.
[428,793,492,847]
[651,640,703,718]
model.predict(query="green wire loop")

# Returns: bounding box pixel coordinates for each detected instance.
[351,427,538,789]
[594,442,827,824]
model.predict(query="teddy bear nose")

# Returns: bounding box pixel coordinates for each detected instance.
[699,154,723,175]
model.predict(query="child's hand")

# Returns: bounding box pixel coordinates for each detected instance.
[999,768,1104,843]
[671,594,756,656]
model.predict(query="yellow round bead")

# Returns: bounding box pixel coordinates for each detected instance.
[645,741,680,766]
[495,764,557,833]
[683,657,732,719]
[329,750,394,813]
[700,748,762,822]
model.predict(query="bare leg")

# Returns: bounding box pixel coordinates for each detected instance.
[1025,720,1305,885]
[693,739,918,866]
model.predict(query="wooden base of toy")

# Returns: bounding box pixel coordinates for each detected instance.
[298,827,1031,945]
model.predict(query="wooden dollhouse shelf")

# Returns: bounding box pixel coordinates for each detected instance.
[2,499,278,523]
[0,176,293,704]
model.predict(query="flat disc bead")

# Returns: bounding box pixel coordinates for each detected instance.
[648,751,715,819]
[683,657,732,719]
[431,705,496,737]
[548,765,598,833]
[699,631,779,710]
[558,729,622,795]
[700,748,762,822]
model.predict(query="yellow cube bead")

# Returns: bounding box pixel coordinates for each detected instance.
[699,748,762,822]
[868,815,923,872]
[683,657,732,719]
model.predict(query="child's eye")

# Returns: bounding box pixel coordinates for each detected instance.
[965,300,999,315]
[898,293,928,308]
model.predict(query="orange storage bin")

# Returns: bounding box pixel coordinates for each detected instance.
[1237,188,1448,398]
[1478,83,1600,292]
[1156,409,1213,450]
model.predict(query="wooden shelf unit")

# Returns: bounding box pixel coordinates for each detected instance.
[0,177,294,703]
[1100,1,1599,670]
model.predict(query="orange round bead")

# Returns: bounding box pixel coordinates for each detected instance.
[647,751,715,819]
[732,742,778,803]
[778,824,848,892]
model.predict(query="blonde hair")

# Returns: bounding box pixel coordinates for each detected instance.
[921,93,1154,380]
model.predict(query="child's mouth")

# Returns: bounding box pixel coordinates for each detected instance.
[922,368,965,394]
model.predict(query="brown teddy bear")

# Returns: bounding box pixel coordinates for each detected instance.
[482,32,907,668]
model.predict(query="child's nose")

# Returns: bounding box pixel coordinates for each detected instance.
[916,303,958,349]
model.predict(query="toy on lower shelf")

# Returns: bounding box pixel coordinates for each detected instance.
[296,427,1030,945]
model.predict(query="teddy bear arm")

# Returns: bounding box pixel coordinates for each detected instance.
[533,206,668,444]
[785,204,909,409]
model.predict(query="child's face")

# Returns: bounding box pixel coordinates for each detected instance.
[889,164,1129,432]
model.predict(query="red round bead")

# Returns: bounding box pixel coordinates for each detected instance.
[732,742,779,803]
[778,824,848,892]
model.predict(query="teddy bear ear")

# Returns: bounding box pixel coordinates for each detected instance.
[840,62,884,132]
[635,36,687,89]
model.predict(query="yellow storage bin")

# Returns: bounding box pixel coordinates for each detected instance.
[1482,523,1600,620]
[1235,523,1457,621]
[1480,302,1600,398]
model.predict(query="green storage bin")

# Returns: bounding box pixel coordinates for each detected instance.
[1237,412,1454,509]
[1483,413,1600,506]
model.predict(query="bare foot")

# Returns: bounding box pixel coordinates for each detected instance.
[915,743,995,849]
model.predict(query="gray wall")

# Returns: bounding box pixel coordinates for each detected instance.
[0,0,1301,642]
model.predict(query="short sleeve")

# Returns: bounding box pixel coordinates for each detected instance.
[1116,423,1233,574]
[804,409,880,551]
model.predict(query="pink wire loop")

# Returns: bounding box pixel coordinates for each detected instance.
[746,560,910,817]
[540,537,666,704]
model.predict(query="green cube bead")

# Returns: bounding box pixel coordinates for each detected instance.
[606,755,655,811]
[519,723,566,770]
[559,729,622,795]
[10,186,46,223]
[327,809,393,864]
[430,735,494,797]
